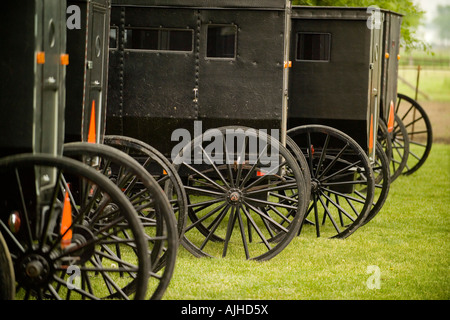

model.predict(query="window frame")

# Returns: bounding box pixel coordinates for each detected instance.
[123,27,194,53]
[295,32,332,62]
[205,24,238,61]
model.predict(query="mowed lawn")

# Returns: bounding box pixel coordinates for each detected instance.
[164,143,450,300]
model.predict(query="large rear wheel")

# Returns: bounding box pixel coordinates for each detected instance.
[173,127,308,260]
[287,125,375,239]
[396,93,433,175]
[0,154,150,300]
[63,142,178,300]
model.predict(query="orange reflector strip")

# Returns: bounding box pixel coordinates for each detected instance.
[88,100,96,143]
[61,191,73,249]
[163,170,167,175]
[387,101,395,133]
[284,61,292,68]
[36,51,45,64]
[369,114,374,153]
[60,54,69,66]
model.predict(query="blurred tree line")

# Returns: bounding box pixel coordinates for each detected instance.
[292,0,429,52]
[433,5,450,46]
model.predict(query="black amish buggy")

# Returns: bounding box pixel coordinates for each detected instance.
[104,0,406,260]
[0,0,177,300]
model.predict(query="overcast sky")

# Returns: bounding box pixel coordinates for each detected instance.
[414,0,450,45]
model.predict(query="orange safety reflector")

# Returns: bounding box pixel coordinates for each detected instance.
[284,61,292,68]
[385,52,390,59]
[369,114,374,153]
[88,100,96,143]
[387,100,395,133]
[257,170,265,177]
[36,51,45,64]
[397,54,401,60]
[60,190,73,249]
[60,54,69,66]
[163,169,167,175]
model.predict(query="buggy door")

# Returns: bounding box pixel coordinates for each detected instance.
[381,12,402,122]
[84,3,110,144]
[39,0,66,156]
[367,14,384,159]
[197,9,285,131]
[111,6,198,154]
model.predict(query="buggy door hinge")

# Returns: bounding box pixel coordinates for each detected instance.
[193,88,199,103]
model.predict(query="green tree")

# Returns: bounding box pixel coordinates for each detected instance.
[292,0,428,52]
[433,5,450,44]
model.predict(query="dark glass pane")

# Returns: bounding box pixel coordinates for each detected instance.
[167,30,193,51]
[297,33,331,61]
[207,25,236,58]
[125,29,158,50]
[124,28,193,52]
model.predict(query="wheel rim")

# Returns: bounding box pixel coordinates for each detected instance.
[389,114,410,182]
[361,142,390,226]
[287,125,375,239]
[174,127,307,261]
[0,154,149,300]
[0,231,15,300]
[104,135,187,240]
[396,93,433,175]
[63,142,178,300]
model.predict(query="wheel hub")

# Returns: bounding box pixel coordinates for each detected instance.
[71,225,96,264]
[311,179,321,193]
[227,189,242,205]
[18,253,52,287]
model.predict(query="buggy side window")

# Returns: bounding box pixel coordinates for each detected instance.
[296,33,331,62]
[109,27,118,50]
[124,28,193,52]
[206,25,237,59]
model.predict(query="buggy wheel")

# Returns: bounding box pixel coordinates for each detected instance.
[390,113,410,182]
[173,127,308,261]
[287,125,375,239]
[63,142,178,300]
[0,154,150,300]
[103,135,187,240]
[361,142,390,226]
[286,135,311,199]
[377,120,392,166]
[0,231,15,300]
[396,93,433,175]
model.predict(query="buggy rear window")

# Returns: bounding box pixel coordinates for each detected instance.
[124,28,193,52]
[206,25,237,59]
[296,33,331,61]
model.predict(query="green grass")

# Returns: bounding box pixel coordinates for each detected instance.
[397,68,450,102]
[163,144,450,300]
